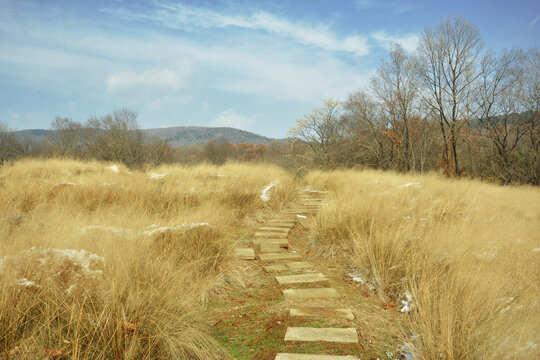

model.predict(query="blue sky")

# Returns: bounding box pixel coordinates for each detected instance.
[1,0,539,138]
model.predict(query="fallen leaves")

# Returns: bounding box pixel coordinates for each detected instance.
[45,348,62,357]
[119,321,138,331]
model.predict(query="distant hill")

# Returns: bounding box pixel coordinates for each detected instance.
[143,126,276,146]
[14,126,277,147]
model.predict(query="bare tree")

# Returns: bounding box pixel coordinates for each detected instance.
[288,99,342,167]
[371,44,418,171]
[84,109,147,169]
[515,49,540,184]
[414,15,483,175]
[341,91,390,168]
[476,49,524,183]
[0,122,24,165]
[48,117,84,157]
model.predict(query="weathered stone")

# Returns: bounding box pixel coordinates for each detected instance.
[234,248,255,260]
[265,221,295,228]
[284,327,358,343]
[254,232,288,238]
[258,253,302,262]
[259,227,290,233]
[289,308,354,320]
[264,264,289,272]
[275,354,359,360]
[275,273,328,285]
[260,244,282,253]
[286,262,313,270]
[252,238,289,247]
[282,288,339,300]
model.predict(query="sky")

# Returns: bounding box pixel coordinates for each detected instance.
[1,0,539,138]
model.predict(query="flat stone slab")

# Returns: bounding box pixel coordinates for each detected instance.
[282,288,339,300]
[258,253,302,263]
[290,308,354,320]
[284,327,358,343]
[254,232,288,239]
[264,264,289,272]
[260,244,282,253]
[234,248,255,260]
[253,238,289,247]
[275,354,359,360]
[259,227,290,233]
[265,222,295,228]
[275,273,328,285]
[286,262,313,270]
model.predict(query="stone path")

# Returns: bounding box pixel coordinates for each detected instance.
[237,188,359,359]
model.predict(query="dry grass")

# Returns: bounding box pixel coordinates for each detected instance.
[304,169,540,359]
[0,159,296,359]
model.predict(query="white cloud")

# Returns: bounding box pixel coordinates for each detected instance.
[530,14,540,28]
[106,62,195,96]
[371,30,419,53]
[211,110,259,130]
[355,0,375,9]
[103,4,370,56]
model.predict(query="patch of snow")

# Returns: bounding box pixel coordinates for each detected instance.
[297,214,307,219]
[260,180,278,202]
[149,173,167,179]
[82,225,128,234]
[142,222,215,235]
[368,191,391,196]
[347,269,376,291]
[108,165,120,173]
[65,284,76,295]
[400,292,414,313]
[16,278,39,288]
[54,182,80,187]
[399,182,422,188]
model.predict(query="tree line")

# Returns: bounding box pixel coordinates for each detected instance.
[1,16,538,184]
[290,16,539,185]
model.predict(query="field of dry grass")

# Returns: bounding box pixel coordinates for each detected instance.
[0,159,296,359]
[304,169,539,359]
[1,159,538,359]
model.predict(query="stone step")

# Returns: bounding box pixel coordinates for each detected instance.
[275,273,328,285]
[234,248,255,260]
[264,264,289,272]
[290,308,354,320]
[259,227,290,233]
[284,327,358,343]
[258,253,302,263]
[252,238,289,247]
[254,232,288,239]
[275,354,359,360]
[265,222,295,228]
[282,288,339,300]
[286,262,313,271]
[260,244,282,253]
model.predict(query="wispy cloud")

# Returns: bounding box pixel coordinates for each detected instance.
[530,14,540,28]
[370,30,419,53]
[211,109,259,130]
[106,62,195,96]
[102,3,370,56]
[354,0,415,14]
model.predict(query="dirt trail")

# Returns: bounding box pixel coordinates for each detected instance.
[217,188,401,359]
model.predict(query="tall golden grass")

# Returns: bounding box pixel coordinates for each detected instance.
[0,159,296,359]
[304,169,539,359]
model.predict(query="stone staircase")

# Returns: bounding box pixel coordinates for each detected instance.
[236,188,360,360]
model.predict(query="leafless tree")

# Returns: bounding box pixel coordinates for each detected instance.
[0,122,25,165]
[49,117,85,157]
[371,44,419,171]
[414,15,483,175]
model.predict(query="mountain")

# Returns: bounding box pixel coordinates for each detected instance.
[143,126,276,146]
[14,126,277,147]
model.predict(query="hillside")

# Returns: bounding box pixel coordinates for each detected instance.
[143,126,276,146]
[14,126,276,147]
